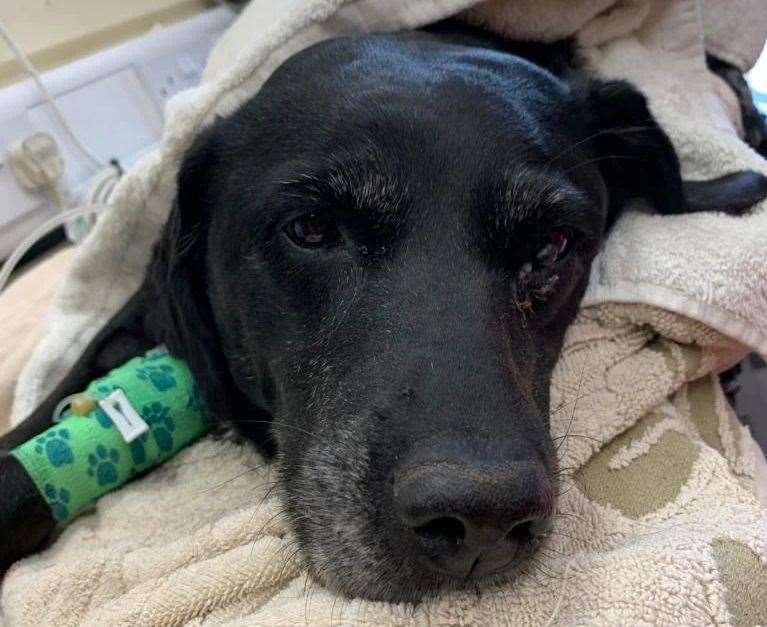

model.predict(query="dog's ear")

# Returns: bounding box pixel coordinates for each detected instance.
[145,127,276,454]
[586,79,767,222]
[146,128,230,417]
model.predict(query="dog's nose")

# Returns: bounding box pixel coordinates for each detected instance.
[393,457,552,579]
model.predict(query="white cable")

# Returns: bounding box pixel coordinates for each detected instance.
[5,131,118,244]
[0,204,102,295]
[52,393,83,423]
[87,162,122,204]
[0,18,104,171]
[60,162,121,243]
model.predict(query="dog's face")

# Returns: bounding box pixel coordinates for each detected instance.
[153,34,693,601]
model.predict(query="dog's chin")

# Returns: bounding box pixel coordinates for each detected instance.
[307,551,545,604]
[293,517,549,604]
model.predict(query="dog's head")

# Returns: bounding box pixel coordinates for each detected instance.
[145,33,757,601]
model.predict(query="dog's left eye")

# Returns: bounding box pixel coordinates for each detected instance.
[284,213,343,249]
[534,229,570,266]
[515,229,574,308]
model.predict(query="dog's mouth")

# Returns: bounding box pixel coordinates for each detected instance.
[280,431,557,602]
[295,519,553,604]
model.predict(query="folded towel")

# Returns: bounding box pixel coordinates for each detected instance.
[3,0,767,625]
[3,304,766,625]
[469,0,767,356]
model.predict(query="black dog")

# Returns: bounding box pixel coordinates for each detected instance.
[2,22,766,601]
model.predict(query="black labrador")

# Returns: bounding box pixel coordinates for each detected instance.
[2,22,766,602]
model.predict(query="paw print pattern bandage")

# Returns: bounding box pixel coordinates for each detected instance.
[11,348,211,522]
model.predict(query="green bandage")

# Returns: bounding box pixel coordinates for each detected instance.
[12,347,211,522]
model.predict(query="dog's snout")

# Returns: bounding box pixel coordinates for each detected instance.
[393,455,553,579]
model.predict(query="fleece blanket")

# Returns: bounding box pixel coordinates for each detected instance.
[3,0,767,624]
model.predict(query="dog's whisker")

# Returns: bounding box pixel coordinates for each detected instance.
[543,529,581,542]
[554,365,586,455]
[538,545,568,558]
[227,418,314,438]
[554,510,588,523]
[551,433,600,443]
[548,397,571,416]
[519,565,551,590]
[202,464,267,493]
[275,544,304,584]
[250,507,293,549]
[542,125,657,170]
[528,559,554,583]
[562,154,645,175]
[548,389,591,417]
[555,483,578,498]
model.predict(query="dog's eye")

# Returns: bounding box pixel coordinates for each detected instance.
[514,229,574,310]
[534,229,571,266]
[284,213,342,249]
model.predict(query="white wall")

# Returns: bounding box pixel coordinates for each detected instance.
[0,0,209,86]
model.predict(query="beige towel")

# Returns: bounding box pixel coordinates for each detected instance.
[2,304,766,625]
[3,0,767,624]
[0,248,74,433]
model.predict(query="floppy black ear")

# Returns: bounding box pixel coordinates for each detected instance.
[145,127,277,455]
[586,80,767,222]
[145,129,233,418]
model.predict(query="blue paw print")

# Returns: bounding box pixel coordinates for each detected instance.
[128,434,148,466]
[127,403,176,466]
[136,364,177,391]
[44,483,71,521]
[142,402,175,452]
[94,407,114,429]
[34,428,74,467]
[87,445,120,485]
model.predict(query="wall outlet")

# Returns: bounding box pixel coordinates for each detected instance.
[0,6,234,260]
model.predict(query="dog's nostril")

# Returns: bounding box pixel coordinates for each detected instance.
[505,519,535,544]
[414,516,466,545]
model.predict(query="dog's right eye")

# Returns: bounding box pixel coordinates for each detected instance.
[284,213,343,249]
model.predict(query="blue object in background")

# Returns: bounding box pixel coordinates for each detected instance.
[753,89,767,115]
[747,42,767,114]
